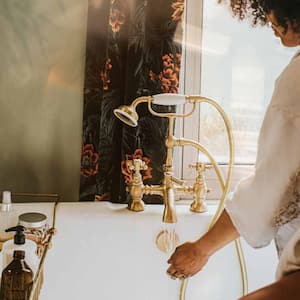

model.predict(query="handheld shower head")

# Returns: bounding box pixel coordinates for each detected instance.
[113,105,138,127]
[113,96,153,127]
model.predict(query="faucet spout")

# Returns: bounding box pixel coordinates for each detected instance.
[162,176,177,223]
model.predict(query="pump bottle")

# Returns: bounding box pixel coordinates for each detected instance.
[1,226,38,275]
[0,250,33,300]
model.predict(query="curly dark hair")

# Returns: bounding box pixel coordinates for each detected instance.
[219,0,300,33]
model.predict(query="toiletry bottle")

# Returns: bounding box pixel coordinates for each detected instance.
[1,226,38,275]
[0,191,17,242]
[0,250,33,300]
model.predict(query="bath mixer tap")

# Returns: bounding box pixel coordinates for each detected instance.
[126,159,178,222]
[114,94,234,223]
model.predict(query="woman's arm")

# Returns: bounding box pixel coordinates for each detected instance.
[167,209,239,278]
[240,271,300,300]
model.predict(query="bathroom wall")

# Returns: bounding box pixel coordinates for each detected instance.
[0,0,88,201]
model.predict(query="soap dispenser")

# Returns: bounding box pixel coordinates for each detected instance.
[0,191,17,241]
[1,226,38,275]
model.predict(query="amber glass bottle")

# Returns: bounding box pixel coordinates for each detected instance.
[0,250,33,300]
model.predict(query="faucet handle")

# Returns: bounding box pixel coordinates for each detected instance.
[189,162,211,213]
[129,159,148,172]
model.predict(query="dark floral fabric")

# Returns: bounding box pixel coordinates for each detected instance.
[80,0,185,203]
[81,144,99,178]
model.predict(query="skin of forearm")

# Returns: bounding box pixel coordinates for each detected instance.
[195,209,240,256]
[239,271,300,300]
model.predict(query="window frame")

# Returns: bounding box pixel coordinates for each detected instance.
[174,0,255,200]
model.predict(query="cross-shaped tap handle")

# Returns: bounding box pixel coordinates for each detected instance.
[128,159,148,172]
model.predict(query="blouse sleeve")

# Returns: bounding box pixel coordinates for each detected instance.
[276,227,300,279]
[225,107,300,248]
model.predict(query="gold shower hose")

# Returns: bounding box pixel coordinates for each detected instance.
[178,97,248,300]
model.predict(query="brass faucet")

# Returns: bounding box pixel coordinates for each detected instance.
[114,94,234,223]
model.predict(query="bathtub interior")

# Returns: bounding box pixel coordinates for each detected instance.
[39,202,244,300]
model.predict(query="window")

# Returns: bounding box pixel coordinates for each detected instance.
[174,0,294,199]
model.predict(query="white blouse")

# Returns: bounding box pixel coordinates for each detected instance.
[225,48,300,249]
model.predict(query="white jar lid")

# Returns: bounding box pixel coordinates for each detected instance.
[18,212,47,229]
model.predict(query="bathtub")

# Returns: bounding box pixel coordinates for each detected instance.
[34,201,278,300]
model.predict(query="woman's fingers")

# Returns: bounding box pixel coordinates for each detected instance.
[166,267,188,280]
[167,241,210,279]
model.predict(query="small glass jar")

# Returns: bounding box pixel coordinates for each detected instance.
[18,212,49,256]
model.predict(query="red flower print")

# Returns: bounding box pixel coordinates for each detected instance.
[81,144,99,178]
[121,149,152,185]
[149,53,181,94]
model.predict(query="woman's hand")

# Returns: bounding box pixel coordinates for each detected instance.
[166,241,210,279]
[166,210,240,280]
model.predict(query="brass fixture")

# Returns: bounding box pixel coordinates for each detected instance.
[114,94,234,224]
[113,96,151,127]
[116,96,248,299]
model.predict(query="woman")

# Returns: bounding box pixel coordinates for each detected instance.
[167,1,300,299]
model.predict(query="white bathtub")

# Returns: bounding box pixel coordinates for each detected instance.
[36,202,278,300]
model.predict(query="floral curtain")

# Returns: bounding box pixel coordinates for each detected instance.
[80,0,185,202]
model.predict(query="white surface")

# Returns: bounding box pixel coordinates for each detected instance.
[241,239,278,293]
[0,209,18,241]
[0,202,278,299]
[39,202,277,300]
